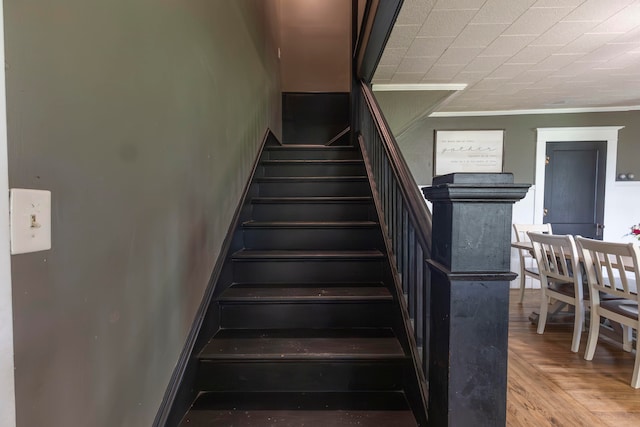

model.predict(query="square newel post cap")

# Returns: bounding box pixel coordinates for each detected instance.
[422,173,530,203]
[422,173,531,273]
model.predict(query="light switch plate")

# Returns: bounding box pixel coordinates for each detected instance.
[10,188,52,255]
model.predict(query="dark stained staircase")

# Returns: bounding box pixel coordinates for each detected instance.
[178,143,425,426]
[159,2,516,423]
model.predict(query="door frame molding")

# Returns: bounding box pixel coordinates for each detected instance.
[534,127,624,238]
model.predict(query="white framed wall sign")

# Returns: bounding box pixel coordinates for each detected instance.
[434,129,504,176]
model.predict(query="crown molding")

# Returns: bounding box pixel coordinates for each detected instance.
[372,83,468,91]
[429,105,640,117]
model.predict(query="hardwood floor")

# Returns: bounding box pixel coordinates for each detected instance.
[507,289,640,426]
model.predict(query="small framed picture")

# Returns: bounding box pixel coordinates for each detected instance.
[434,130,505,176]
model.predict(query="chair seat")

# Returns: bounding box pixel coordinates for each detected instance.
[601,299,639,320]
[600,291,626,302]
[547,281,589,298]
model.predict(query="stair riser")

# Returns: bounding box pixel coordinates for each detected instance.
[261,164,365,177]
[252,202,376,222]
[196,361,406,392]
[258,181,370,197]
[232,259,384,283]
[266,150,360,160]
[219,301,394,329]
[243,228,382,250]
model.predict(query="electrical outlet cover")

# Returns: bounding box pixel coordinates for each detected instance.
[10,188,52,255]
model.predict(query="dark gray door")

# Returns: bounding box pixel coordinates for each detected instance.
[543,141,606,239]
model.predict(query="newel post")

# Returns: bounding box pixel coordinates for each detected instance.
[422,173,530,426]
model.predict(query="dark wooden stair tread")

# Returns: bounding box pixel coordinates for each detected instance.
[262,159,363,165]
[180,392,418,427]
[255,175,368,181]
[228,281,388,287]
[199,329,405,360]
[242,220,378,228]
[251,196,372,203]
[190,391,411,410]
[266,145,357,150]
[232,249,385,260]
[181,407,417,427]
[219,284,392,302]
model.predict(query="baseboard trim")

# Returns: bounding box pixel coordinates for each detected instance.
[153,128,279,427]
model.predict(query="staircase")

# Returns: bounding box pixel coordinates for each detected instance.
[178,143,423,426]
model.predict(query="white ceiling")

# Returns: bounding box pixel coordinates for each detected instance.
[373,0,640,113]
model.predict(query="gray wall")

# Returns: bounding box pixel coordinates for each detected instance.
[4,1,280,426]
[396,110,640,185]
[373,90,454,135]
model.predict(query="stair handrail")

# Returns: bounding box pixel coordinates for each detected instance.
[325,126,351,146]
[355,79,433,421]
[359,81,432,254]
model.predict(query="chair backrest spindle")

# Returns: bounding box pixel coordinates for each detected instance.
[577,237,640,303]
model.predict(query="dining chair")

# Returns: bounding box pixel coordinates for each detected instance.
[528,232,585,353]
[576,236,640,388]
[513,223,553,303]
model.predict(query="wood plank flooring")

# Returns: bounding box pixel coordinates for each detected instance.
[508,289,640,426]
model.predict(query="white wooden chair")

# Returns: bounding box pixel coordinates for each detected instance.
[577,236,640,388]
[528,232,585,353]
[513,223,553,303]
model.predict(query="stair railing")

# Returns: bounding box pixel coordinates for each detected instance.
[355,80,432,387]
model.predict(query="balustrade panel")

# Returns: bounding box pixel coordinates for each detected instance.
[355,81,433,391]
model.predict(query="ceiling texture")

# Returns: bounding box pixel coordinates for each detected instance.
[373,0,640,114]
